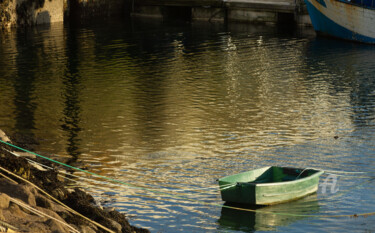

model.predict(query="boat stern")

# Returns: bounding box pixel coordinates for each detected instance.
[219,181,257,204]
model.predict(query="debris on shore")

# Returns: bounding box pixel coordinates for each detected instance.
[0,130,150,233]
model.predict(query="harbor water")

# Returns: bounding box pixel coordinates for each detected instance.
[1,18,375,232]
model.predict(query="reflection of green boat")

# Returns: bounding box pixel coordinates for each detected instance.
[218,194,320,232]
[218,166,324,205]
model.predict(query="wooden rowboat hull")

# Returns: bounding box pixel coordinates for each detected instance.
[305,0,375,43]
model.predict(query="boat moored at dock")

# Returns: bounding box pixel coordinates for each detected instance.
[304,0,375,43]
[218,166,324,205]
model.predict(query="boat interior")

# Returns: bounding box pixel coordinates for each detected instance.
[250,167,317,183]
[220,166,321,184]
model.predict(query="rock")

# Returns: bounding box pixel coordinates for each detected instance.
[104,207,116,212]
[8,203,26,218]
[18,185,37,207]
[79,225,97,233]
[0,193,10,209]
[37,207,66,223]
[51,188,68,200]
[108,210,133,232]
[0,154,31,180]
[25,222,50,233]
[107,218,122,233]
[0,180,37,207]
[45,219,70,233]
[0,209,4,221]
[36,195,52,209]
[10,185,35,207]
[2,150,37,159]
[29,162,47,170]
[0,129,11,143]
[0,140,150,233]
[56,211,73,221]
[16,151,37,159]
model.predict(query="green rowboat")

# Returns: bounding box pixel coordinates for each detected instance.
[218,166,324,205]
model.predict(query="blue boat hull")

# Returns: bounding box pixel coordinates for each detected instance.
[304,0,375,43]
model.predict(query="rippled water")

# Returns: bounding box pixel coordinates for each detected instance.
[1,19,375,232]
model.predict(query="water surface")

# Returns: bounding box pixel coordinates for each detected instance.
[1,19,375,232]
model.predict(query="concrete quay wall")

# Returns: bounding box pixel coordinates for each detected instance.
[131,0,312,26]
[0,0,311,29]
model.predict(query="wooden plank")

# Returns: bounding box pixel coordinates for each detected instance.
[133,0,296,13]
[133,0,223,7]
[225,0,296,13]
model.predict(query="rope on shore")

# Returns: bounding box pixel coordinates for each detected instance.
[9,197,80,233]
[308,167,375,179]
[0,166,115,233]
[0,220,18,232]
[0,171,18,185]
[1,139,375,219]
[4,149,225,195]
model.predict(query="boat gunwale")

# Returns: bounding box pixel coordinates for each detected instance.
[218,167,324,187]
[250,170,324,187]
[333,0,375,11]
[251,170,324,186]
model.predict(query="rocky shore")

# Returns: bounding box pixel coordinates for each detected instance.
[0,130,150,233]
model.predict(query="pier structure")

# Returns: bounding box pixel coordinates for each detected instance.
[130,0,312,25]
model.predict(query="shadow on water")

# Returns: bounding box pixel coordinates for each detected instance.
[61,25,82,162]
[305,38,375,129]
[4,17,375,232]
[133,74,168,148]
[218,194,320,232]
[12,27,38,147]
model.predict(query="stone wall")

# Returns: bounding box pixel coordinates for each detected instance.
[17,0,64,25]
[1,0,64,29]
[0,0,17,29]
[0,0,125,29]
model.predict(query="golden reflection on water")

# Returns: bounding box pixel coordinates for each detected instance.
[0,23,353,157]
[1,20,375,232]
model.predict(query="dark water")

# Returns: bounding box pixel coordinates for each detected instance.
[1,19,375,232]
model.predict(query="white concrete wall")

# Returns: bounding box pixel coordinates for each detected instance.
[228,9,277,23]
[131,6,164,18]
[33,0,64,24]
[192,7,225,21]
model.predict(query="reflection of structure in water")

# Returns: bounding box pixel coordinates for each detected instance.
[218,194,320,232]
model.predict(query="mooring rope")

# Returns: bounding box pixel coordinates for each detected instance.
[314,169,367,174]
[0,220,18,232]
[0,165,116,233]
[219,183,236,191]
[307,167,374,179]
[1,139,375,219]
[6,149,225,197]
